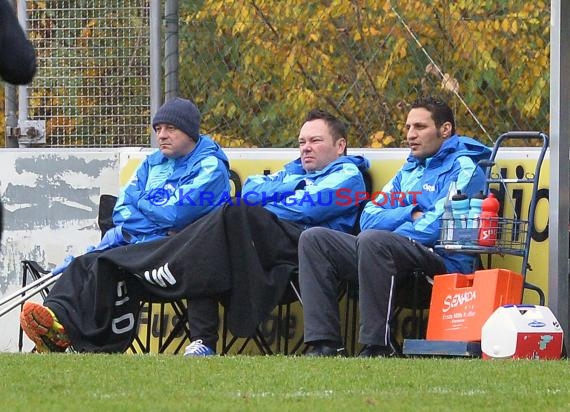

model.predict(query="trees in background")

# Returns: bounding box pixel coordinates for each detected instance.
[179,1,549,148]
[1,1,549,148]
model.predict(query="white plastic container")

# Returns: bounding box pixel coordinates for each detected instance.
[481,304,563,360]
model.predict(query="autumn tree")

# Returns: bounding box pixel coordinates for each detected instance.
[179,0,549,148]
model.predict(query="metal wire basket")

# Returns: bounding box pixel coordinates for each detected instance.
[436,217,529,256]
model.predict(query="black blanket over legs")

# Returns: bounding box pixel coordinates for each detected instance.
[45,204,303,352]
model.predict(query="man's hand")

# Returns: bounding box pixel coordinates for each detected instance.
[94,226,129,251]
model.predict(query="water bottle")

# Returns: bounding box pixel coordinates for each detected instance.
[440,181,456,243]
[478,192,500,246]
[468,191,486,229]
[451,190,469,229]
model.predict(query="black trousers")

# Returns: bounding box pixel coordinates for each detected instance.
[45,204,301,352]
[186,206,303,351]
[187,297,221,350]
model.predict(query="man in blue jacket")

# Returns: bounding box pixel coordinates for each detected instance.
[102,98,231,247]
[183,108,370,356]
[20,97,231,353]
[298,97,491,357]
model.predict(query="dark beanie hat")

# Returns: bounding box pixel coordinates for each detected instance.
[152,97,201,140]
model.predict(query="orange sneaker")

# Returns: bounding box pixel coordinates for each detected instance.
[20,302,71,353]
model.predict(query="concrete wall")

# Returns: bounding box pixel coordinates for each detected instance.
[0,149,121,351]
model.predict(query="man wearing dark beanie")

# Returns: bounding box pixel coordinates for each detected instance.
[20,97,232,353]
[103,97,230,246]
[152,97,201,142]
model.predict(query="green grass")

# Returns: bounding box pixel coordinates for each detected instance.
[1,353,569,411]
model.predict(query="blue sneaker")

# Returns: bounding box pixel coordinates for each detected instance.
[184,339,215,357]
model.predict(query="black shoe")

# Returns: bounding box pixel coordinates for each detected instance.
[358,344,398,358]
[305,343,347,357]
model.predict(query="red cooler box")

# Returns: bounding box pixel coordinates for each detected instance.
[481,305,564,359]
[426,269,523,342]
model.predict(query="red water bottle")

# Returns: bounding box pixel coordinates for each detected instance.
[478,193,500,246]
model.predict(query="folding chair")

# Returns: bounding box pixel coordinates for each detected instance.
[390,269,433,347]
[220,267,301,355]
[18,261,52,352]
[129,297,192,354]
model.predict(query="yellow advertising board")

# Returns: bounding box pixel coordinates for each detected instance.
[120,148,550,354]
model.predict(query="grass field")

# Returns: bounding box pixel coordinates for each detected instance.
[1,353,569,411]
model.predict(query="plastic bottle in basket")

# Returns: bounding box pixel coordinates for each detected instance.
[440,181,456,242]
[478,192,500,246]
[468,190,486,229]
[451,190,469,229]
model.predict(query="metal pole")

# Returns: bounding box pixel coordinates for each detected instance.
[549,0,570,344]
[4,0,19,148]
[16,0,29,127]
[164,0,179,100]
[4,84,18,148]
[0,273,56,311]
[149,0,162,148]
[0,275,60,318]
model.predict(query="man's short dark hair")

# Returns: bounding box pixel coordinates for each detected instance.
[305,109,348,143]
[411,97,456,136]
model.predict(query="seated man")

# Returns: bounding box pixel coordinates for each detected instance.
[183,109,369,356]
[298,97,491,357]
[20,108,369,354]
[99,97,231,248]
[21,97,231,352]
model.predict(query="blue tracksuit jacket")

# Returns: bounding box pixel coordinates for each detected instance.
[113,135,230,243]
[242,155,370,233]
[360,135,491,274]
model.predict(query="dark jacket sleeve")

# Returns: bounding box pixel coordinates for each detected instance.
[0,0,36,85]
